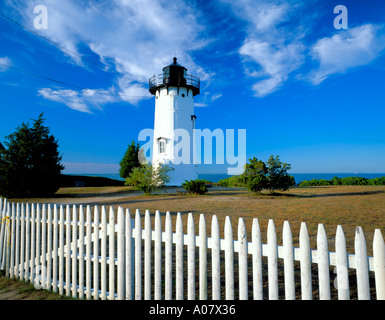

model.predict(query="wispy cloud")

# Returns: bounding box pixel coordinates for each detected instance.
[309,24,385,84]
[0,57,12,71]
[221,0,307,96]
[8,0,210,112]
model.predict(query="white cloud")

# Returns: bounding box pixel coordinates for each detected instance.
[222,0,306,96]
[9,0,209,111]
[38,88,117,113]
[309,24,385,84]
[0,57,12,71]
[239,39,305,97]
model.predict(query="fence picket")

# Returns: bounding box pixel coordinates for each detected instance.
[20,204,25,281]
[373,229,385,300]
[9,202,15,278]
[154,210,162,300]
[300,222,312,300]
[30,204,36,284]
[24,204,30,282]
[187,213,195,300]
[0,200,7,271]
[58,205,64,295]
[71,205,77,298]
[335,225,350,300]
[283,221,295,300]
[144,209,151,300]
[125,209,133,300]
[135,209,142,300]
[225,216,234,300]
[211,215,220,300]
[252,218,263,300]
[52,205,58,293]
[92,206,99,300]
[117,206,125,300]
[41,204,47,289]
[165,211,172,300]
[46,204,52,291]
[65,205,71,296]
[199,214,207,300]
[14,203,20,279]
[355,226,370,300]
[78,205,85,299]
[238,218,248,300]
[176,212,184,300]
[101,206,107,300]
[317,224,330,300]
[268,219,278,300]
[109,206,115,300]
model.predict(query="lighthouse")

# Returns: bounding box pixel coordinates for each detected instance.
[149,57,200,185]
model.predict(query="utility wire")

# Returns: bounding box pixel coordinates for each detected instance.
[0,62,87,90]
[0,12,121,76]
[0,62,151,98]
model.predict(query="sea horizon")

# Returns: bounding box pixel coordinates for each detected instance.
[64,172,385,183]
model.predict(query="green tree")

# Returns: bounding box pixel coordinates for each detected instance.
[0,113,64,198]
[119,141,141,179]
[240,157,268,192]
[125,162,173,194]
[266,155,293,192]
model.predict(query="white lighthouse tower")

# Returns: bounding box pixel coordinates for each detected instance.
[149,57,200,185]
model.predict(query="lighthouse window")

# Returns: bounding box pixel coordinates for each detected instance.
[159,140,166,154]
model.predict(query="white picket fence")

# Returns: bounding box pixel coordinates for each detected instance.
[0,197,384,300]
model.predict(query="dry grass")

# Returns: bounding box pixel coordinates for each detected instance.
[9,185,385,256]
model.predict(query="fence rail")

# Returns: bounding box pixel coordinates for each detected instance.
[0,197,384,300]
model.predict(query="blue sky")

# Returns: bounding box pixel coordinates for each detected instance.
[1,0,385,174]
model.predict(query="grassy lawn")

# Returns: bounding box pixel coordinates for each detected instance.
[0,274,73,300]
[7,184,385,256]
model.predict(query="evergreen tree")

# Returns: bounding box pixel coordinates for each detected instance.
[119,141,141,179]
[0,113,64,198]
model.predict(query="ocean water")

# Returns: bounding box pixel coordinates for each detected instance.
[72,173,385,183]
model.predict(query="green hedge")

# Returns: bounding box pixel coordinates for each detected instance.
[298,176,385,187]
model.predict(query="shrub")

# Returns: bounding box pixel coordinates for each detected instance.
[125,163,172,194]
[0,113,64,198]
[182,179,208,195]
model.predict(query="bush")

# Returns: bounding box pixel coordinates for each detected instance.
[218,175,244,187]
[0,113,64,198]
[125,163,172,194]
[182,179,208,195]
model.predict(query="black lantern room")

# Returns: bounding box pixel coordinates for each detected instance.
[149,57,200,96]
